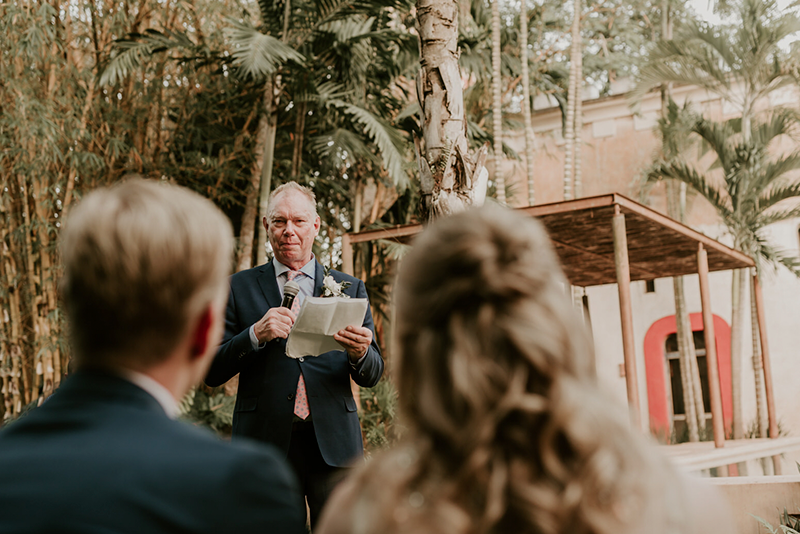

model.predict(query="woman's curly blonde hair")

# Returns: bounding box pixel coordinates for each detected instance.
[339,206,682,534]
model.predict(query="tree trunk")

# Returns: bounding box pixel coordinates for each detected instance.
[416,0,489,220]
[490,0,505,204]
[749,271,768,438]
[563,0,581,201]
[573,21,583,199]
[673,275,699,442]
[236,161,261,272]
[666,180,704,442]
[255,76,279,267]
[519,0,536,206]
[254,1,291,266]
[730,267,745,438]
[291,100,307,179]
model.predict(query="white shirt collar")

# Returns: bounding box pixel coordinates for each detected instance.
[273,255,316,279]
[117,368,180,419]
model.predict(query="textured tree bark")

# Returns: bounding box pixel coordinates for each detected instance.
[667,180,703,442]
[291,100,307,179]
[255,77,279,267]
[573,43,583,198]
[563,0,581,201]
[673,275,699,442]
[519,0,536,206]
[416,0,489,220]
[490,0,505,204]
[749,273,768,438]
[730,268,745,438]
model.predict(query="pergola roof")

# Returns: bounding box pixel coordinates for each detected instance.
[344,193,778,455]
[346,193,755,287]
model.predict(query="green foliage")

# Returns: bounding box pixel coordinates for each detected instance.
[754,513,800,534]
[225,20,305,81]
[179,388,236,436]
[647,103,800,277]
[99,29,206,86]
[359,377,400,454]
[633,0,800,111]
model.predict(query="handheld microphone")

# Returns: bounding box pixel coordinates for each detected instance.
[282,280,301,309]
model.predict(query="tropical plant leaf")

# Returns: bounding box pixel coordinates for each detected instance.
[322,98,408,189]
[647,160,732,219]
[225,19,305,81]
[99,29,197,86]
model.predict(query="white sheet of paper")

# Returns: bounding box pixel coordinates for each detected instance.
[285,296,368,359]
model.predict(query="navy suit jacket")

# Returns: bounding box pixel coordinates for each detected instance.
[205,260,384,467]
[0,369,305,534]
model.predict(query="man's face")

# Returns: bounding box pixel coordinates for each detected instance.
[265,190,321,269]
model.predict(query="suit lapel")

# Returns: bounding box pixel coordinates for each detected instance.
[313,261,324,297]
[257,261,282,309]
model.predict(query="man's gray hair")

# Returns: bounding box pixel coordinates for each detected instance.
[268,182,317,221]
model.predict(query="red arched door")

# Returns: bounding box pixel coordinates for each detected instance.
[643,314,732,442]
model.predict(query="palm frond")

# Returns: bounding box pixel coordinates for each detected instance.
[758,181,800,211]
[631,38,732,101]
[317,16,375,42]
[692,118,736,173]
[753,237,800,277]
[310,128,373,163]
[755,205,800,228]
[648,160,732,219]
[325,99,408,189]
[377,239,410,261]
[99,29,197,86]
[225,19,305,81]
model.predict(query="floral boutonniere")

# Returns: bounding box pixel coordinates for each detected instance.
[321,266,351,298]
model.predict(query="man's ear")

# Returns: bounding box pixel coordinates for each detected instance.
[189,305,214,361]
[262,216,269,230]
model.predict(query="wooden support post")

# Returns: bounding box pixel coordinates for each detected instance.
[752,271,778,439]
[612,207,641,428]
[341,233,361,407]
[697,244,726,454]
[342,233,354,276]
[752,271,781,474]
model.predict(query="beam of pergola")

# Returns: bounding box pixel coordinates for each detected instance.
[343,193,778,470]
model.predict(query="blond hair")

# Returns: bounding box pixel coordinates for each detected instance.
[267,182,317,221]
[337,206,680,534]
[60,179,233,368]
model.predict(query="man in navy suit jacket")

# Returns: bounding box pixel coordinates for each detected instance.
[0,179,305,534]
[206,182,384,528]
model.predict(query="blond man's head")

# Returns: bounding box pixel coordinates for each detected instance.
[60,179,233,369]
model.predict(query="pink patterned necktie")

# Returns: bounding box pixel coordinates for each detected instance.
[286,270,310,420]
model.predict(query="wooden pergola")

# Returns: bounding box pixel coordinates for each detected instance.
[343,193,782,468]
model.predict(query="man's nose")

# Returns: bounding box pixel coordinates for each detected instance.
[283,222,297,235]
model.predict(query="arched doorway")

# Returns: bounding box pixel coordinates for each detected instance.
[643,314,732,442]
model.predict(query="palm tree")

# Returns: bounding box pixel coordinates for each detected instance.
[563,0,582,200]
[491,0,506,204]
[654,99,708,443]
[519,0,536,205]
[656,0,707,444]
[415,0,490,219]
[634,0,800,437]
[649,109,800,437]
[633,0,800,143]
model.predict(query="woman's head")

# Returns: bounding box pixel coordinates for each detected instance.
[344,206,679,534]
[395,206,593,446]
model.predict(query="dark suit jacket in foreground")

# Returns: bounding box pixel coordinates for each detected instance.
[205,260,384,467]
[0,369,305,534]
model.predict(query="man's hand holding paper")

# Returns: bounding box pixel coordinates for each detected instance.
[334,325,373,363]
[285,297,369,360]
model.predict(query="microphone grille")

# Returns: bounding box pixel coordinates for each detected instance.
[284,280,301,297]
